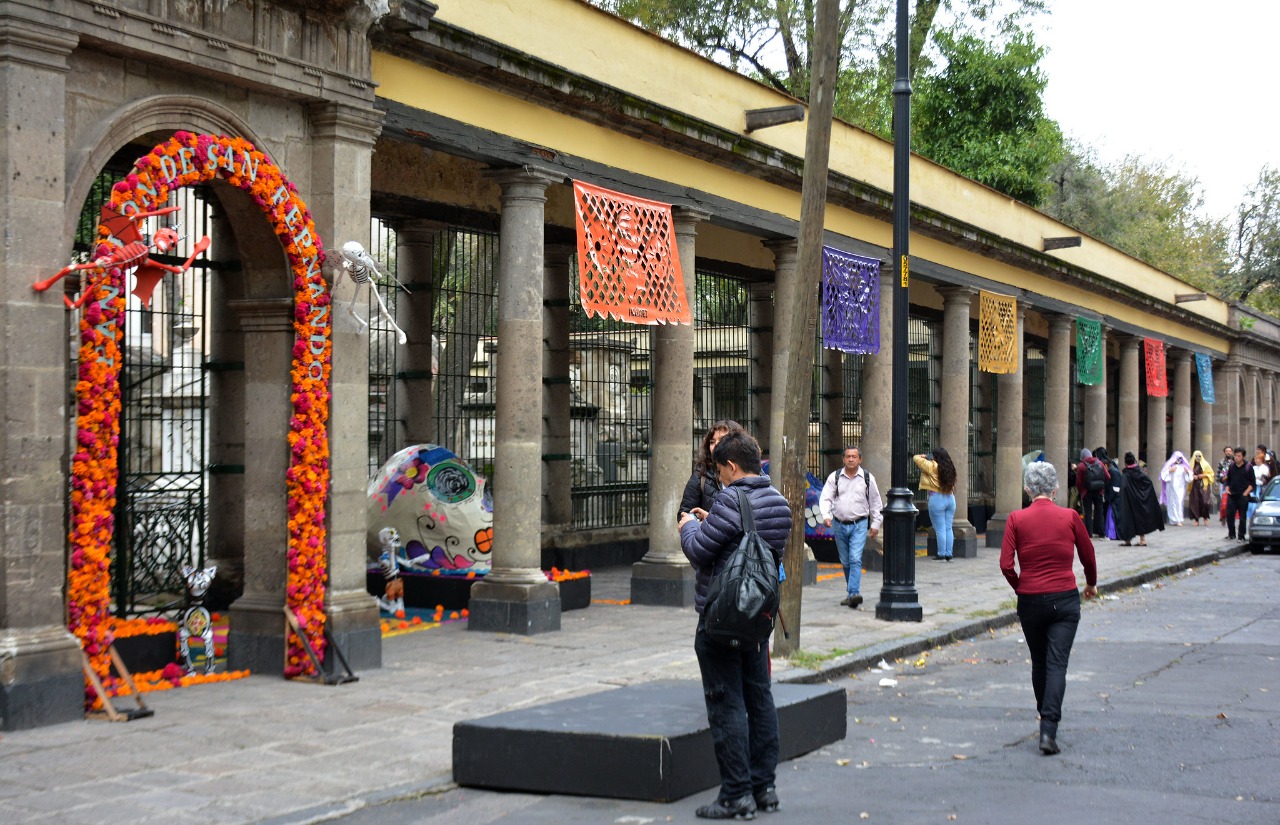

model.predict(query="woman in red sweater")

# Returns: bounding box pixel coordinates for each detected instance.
[1000,461,1099,756]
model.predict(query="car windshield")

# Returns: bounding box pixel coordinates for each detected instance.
[1262,478,1280,502]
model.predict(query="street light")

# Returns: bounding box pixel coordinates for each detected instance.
[876,0,922,621]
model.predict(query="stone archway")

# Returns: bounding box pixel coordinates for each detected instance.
[66,132,334,691]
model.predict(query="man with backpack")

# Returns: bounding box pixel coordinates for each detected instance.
[1075,448,1111,538]
[678,429,791,820]
[818,447,884,609]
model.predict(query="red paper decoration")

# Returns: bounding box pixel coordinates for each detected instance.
[1144,338,1168,397]
[573,179,691,325]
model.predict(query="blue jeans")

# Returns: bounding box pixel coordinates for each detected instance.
[694,618,779,800]
[832,518,868,597]
[929,491,956,558]
[1016,589,1081,736]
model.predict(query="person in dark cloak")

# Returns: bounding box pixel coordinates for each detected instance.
[1115,451,1165,546]
[1093,447,1121,539]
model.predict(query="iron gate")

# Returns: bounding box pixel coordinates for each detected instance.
[73,169,213,615]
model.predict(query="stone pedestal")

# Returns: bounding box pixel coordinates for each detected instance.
[632,208,708,607]
[468,581,562,634]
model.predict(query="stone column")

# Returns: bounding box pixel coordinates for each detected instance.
[469,168,562,633]
[0,21,83,730]
[1117,335,1141,459]
[542,243,574,529]
[1246,366,1261,451]
[985,305,1025,547]
[305,102,384,669]
[937,286,977,555]
[748,280,774,455]
[859,276,894,560]
[1215,359,1242,451]
[1083,327,1109,453]
[397,219,447,449]
[821,348,845,469]
[1046,314,1072,506]
[227,299,296,673]
[1194,370,1215,461]
[765,240,798,472]
[1147,375,1167,468]
[1171,350,1192,456]
[632,207,709,606]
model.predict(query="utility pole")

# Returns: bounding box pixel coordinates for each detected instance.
[875,0,923,621]
[774,0,842,657]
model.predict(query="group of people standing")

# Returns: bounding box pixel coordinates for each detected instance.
[1218,444,1278,541]
[1073,448,1164,546]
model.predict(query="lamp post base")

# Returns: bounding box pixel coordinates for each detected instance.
[875,485,922,622]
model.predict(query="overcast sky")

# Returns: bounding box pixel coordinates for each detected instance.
[1037,0,1278,222]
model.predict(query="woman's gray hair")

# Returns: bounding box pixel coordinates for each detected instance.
[1023,462,1058,498]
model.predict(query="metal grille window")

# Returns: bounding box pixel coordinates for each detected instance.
[72,168,213,616]
[1069,350,1083,462]
[568,258,653,529]
[1025,344,1046,453]
[367,218,401,476]
[692,270,752,438]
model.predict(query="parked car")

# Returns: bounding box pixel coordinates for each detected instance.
[1247,477,1280,553]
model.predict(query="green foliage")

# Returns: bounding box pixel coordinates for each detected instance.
[912,27,1064,206]
[1041,149,1228,294]
[1225,166,1280,312]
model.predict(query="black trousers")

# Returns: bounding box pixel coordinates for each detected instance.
[1225,492,1249,539]
[1017,589,1081,737]
[1082,490,1106,537]
[694,618,779,800]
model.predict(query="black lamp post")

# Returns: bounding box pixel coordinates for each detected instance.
[875,0,922,621]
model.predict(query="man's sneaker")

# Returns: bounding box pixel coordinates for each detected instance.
[754,786,780,813]
[695,794,757,820]
[848,594,864,609]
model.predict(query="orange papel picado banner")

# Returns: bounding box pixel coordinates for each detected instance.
[573,179,691,325]
[978,290,1018,374]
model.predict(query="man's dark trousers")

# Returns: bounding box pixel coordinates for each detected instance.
[1082,490,1105,537]
[1226,492,1249,539]
[694,619,779,801]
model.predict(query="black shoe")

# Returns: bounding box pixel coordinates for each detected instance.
[696,794,757,820]
[839,596,853,606]
[1039,733,1060,755]
[754,786,779,813]
[1226,534,1235,540]
[944,557,952,562]
[848,595,863,609]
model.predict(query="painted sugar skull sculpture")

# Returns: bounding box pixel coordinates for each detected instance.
[368,444,494,575]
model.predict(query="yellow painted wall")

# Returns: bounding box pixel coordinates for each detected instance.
[374,11,1230,350]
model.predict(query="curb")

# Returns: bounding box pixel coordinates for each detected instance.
[780,541,1247,686]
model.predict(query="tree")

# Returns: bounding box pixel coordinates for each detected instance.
[595,0,1055,205]
[1226,166,1280,311]
[911,25,1063,206]
[1042,150,1227,294]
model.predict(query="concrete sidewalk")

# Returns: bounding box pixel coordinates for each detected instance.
[0,526,1247,824]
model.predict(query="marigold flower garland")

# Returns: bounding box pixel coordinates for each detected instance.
[67,132,332,692]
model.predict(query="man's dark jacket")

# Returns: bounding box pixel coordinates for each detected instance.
[679,475,792,614]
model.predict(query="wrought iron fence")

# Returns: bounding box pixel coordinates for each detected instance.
[72,165,212,615]
[367,218,401,475]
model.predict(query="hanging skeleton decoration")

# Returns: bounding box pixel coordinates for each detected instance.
[178,564,218,675]
[337,241,408,344]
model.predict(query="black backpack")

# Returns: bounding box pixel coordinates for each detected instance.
[703,487,781,650]
[1085,461,1107,492]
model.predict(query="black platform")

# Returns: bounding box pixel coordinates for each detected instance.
[453,679,846,801]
